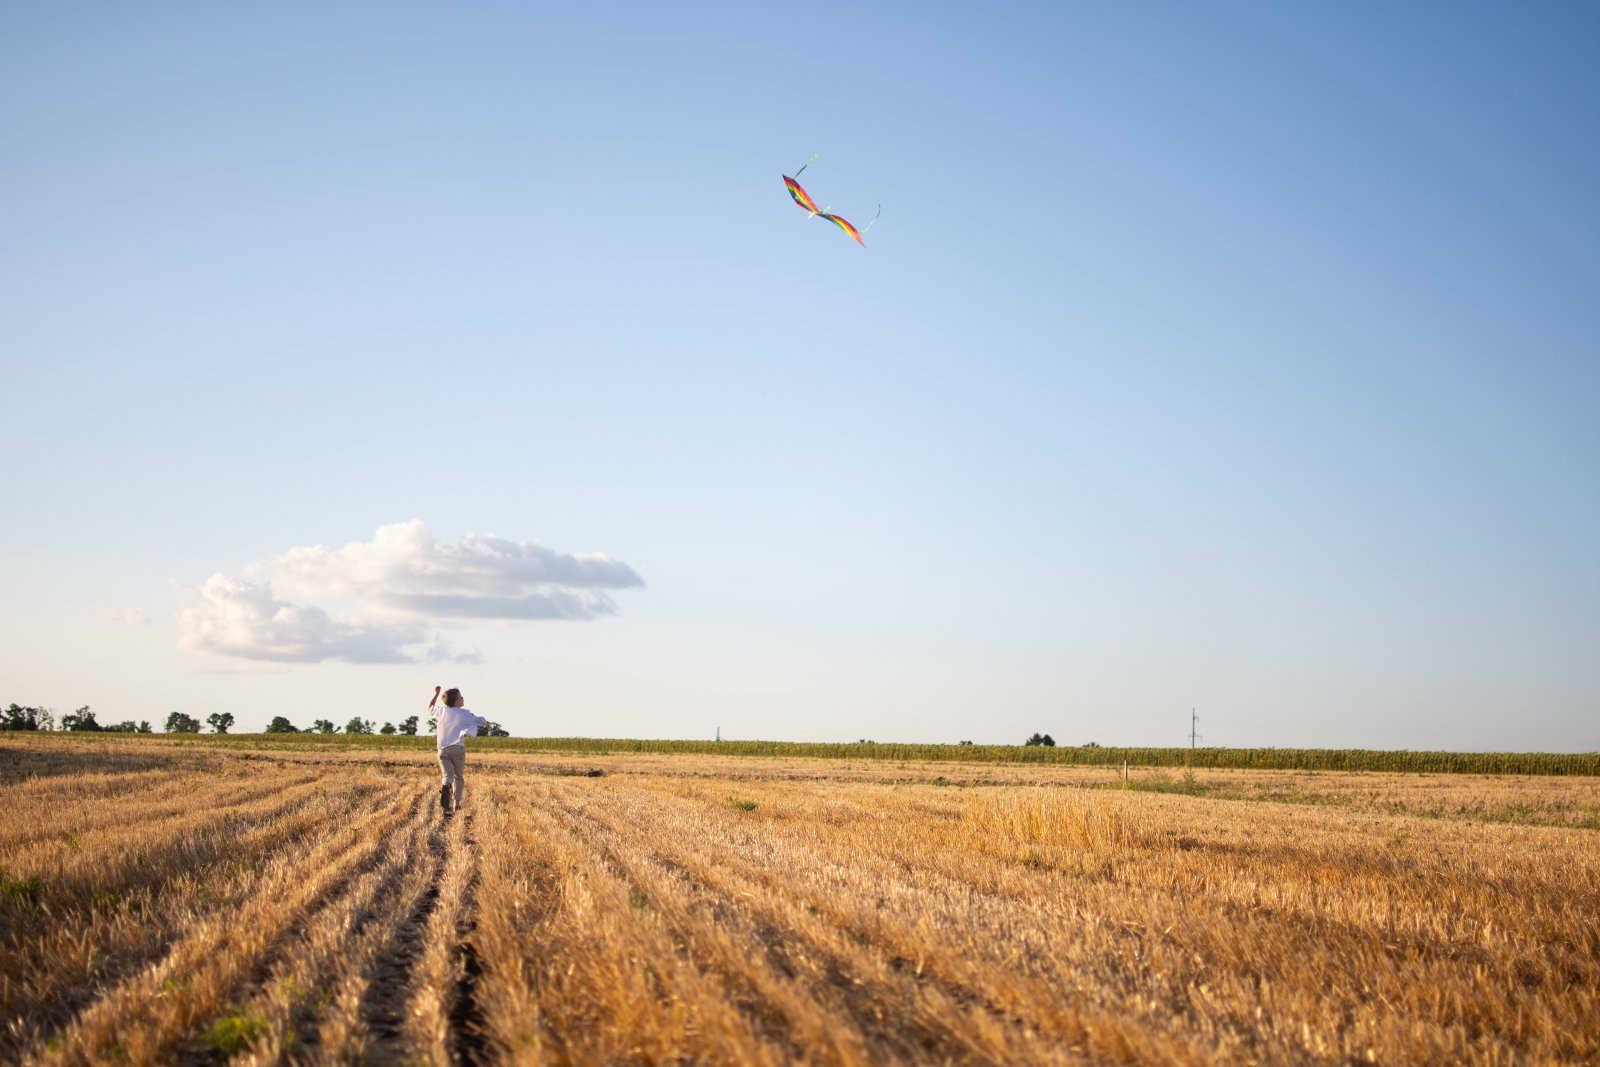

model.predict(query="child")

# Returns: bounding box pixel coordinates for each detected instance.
[429,685,488,815]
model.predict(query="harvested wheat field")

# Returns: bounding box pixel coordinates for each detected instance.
[2,737,1597,1066]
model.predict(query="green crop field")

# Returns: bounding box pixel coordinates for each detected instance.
[31,730,1600,776]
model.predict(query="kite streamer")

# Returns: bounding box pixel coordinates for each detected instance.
[783,175,821,216]
[819,212,864,245]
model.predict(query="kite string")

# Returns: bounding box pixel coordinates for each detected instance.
[860,204,882,235]
[794,153,818,180]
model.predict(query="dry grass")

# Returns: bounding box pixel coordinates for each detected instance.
[2,735,1596,1065]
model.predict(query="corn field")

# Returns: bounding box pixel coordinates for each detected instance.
[67,730,1600,776]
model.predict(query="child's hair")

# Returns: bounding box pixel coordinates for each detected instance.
[444,688,463,707]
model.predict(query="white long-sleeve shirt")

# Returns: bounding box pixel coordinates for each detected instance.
[436,706,488,750]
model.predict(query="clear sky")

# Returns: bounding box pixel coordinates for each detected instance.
[4,3,1597,749]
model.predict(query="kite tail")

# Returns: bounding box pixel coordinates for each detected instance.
[860,204,882,235]
[793,153,818,180]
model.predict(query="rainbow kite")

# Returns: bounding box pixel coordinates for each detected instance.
[782,155,880,248]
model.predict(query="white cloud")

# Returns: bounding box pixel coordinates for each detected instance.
[252,519,641,613]
[180,574,425,664]
[178,521,642,665]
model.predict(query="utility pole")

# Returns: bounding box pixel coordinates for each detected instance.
[715,725,720,742]
[1189,708,1201,749]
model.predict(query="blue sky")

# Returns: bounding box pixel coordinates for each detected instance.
[3,3,1597,748]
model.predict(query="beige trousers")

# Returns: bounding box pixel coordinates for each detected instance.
[438,743,467,807]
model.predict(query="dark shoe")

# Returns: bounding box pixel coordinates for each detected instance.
[439,783,453,815]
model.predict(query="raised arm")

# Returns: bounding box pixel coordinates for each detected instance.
[428,685,441,711]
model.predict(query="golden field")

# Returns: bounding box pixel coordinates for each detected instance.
[1,736,1596,1065]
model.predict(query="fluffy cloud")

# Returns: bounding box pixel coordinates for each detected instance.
[252,520,640,612]
[179,521,642,664]
[180,574,424,664]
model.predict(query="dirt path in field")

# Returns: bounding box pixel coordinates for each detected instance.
[357,797,487,1066]
[358,802,448,1059]
[449,812,489,1066]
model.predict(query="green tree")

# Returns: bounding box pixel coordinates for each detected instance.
[398,715,419,736]
[165,711,201,733]
[265,716,298,734]
[137,721,153,734]
[1024,732,1056,747]
[379,722,396,735]
[482,721,511,737]
[207,712,235,734]
[345,717,374,735]
[1,704,44,731]
[312,719,336,734]
[426,716,436,733]
[62,706,101,732]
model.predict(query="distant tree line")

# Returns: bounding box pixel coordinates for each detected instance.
[266,714,421,735]
[2,704,153,733]
[264,714,509,737]
[6,703,515,737]
[161,711,234,734]
[2,704,54,731]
